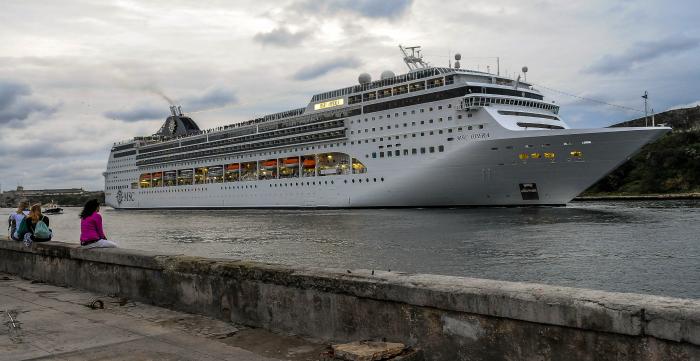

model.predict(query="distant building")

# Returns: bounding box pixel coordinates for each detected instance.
[1,186,87,207]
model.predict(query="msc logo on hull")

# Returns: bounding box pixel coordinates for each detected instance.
[115,190,135,206]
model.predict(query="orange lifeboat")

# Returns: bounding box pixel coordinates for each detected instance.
[141,174,152,179]
[262,160,277,169]
[302,159,316,168]
[226,164,240,171]
[152,172,162,178]
[284,157,299,166]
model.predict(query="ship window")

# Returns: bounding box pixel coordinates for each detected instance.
[395,150,400,156]
[582,140,592,144]
[429,146,435,153]
[420,147,426,154]
[387,151,392,157]
[438,145,444,152]
[544,152,555,159]
[403,149,408,155]
[380,152,385,158]
[570,151,583,157]
[447,137,454,141]
[372,152,377,158]
[412,148,417,154]
[458,115,462,119]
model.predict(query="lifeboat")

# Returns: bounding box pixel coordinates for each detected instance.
[262,160,277,169]
[302,159,316,168]
[141,174,152,179]
[284,158,300,166]
[226,164,240,171]
[152,172,163,178]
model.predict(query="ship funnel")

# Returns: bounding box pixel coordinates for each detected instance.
[169,105,178,116]
[177,105,183,116]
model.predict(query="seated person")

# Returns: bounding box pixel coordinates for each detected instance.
[8,201,29,241]
[16,204,52,245]
[80,199,117,249]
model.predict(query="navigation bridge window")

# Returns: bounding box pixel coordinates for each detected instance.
[135,152,368,189]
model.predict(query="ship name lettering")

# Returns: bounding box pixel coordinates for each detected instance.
[470,132,490,140]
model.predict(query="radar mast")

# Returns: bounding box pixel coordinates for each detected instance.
[399,45,429,71]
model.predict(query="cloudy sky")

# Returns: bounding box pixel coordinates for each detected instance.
[1,0,698,191]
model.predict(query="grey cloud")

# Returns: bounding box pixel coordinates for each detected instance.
[293,57,362,81]
[585,36,700,74]
[253,27,312,47]
[295,0,413,19]
[182,87,238,111]
[0,80,59,126]
[103,104,165,122]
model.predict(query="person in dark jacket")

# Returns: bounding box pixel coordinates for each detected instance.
[16,204,52,245]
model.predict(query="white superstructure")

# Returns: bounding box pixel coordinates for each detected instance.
[104,47,669,208]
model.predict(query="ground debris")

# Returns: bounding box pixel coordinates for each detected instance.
[4,309,23,344]
[327,341,409,361]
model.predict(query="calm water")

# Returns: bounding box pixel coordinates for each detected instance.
[4,200,699,299]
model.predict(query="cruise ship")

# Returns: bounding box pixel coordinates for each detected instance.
[104,46,669,208]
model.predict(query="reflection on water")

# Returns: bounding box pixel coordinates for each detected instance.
[3,200,699,299]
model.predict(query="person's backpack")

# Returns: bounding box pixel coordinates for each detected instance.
[34,216,52,239]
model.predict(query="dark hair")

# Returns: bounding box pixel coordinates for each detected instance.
[80,199,100,219]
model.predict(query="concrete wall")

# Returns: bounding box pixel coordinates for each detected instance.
[1,238,698,361]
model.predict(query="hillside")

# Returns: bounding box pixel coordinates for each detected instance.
[584,106,700,195]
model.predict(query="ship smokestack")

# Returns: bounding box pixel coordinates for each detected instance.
[177,105,183,116]
[169,105,178,116]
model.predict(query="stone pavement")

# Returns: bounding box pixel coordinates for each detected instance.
[0,273,325,361]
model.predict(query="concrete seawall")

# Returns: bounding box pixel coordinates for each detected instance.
[1,238,698,360]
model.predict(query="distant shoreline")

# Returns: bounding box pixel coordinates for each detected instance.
[574,193,700,201]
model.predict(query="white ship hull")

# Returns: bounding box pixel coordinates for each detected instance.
[105,127,668,208]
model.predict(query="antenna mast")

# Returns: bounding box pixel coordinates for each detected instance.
[399,45,429,71]
[642,91,649,127]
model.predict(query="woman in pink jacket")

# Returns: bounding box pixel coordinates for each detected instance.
[80,199,117,249]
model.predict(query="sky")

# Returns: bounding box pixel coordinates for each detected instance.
[1,0,699,191]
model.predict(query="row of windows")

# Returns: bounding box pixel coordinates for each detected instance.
[350,104,453,125]
[112,143,135,152]
[498,110,559,120]
[462,97,559,114]
[359,85,543,115]
[114,149,136,158]
[313,67,452,102]
[137,130,346,166]
[371,145,445,158]
[138,153,368,188]
[138,120,345,160]
[518,151,583,160]
[351,125,484,147]
[348,76,454,104]
[352,117,455,134]
[138,108,360,155]
[517,122,565,130]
